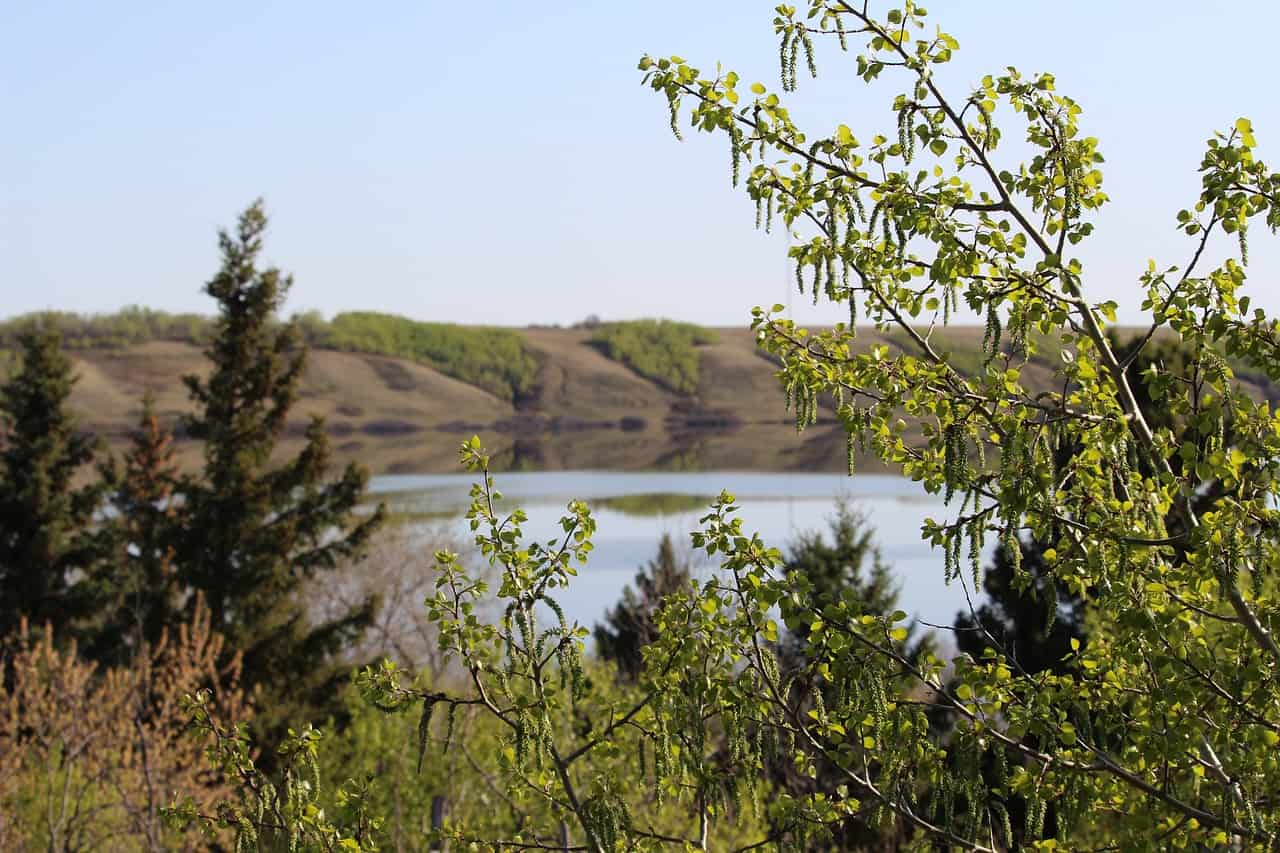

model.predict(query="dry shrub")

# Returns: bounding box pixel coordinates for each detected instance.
[0,595,249,851]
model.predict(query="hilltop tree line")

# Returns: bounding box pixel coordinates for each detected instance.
[0,308,723,403]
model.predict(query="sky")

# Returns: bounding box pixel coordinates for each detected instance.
[3,1,1278,327]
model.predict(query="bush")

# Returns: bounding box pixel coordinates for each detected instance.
[589,319,716,394]
[0,308,218,353]
[326,311,540,401]
[0,308,544,402]
[0,597,248,851]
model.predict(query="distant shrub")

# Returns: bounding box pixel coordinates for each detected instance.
[0,308,541,402]
[0,307,216,352]
[326,311,540,401]
[589,319,716,394]
[593,492,715,517]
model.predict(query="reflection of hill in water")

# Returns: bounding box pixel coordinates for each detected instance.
[54,327,935,476]
[357,471,972,631]
[366,491,716,522]
[61,325,1230,477]
[590,493,716,517]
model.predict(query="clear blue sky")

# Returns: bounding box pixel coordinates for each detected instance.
[3,1,1277,326]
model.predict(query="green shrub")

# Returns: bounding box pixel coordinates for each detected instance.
[326,312,539,401]
[0,308,541,402]
[0,307,215,351]
[589,319,716,394]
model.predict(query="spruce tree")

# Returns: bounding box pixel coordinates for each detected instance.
[91,392,182,661]
[772,502,930,848]
[778,500,928,665]
[0,321,106,640]
[175,201,384,727]
[594,533,691,681]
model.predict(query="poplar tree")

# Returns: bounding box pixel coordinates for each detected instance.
[179,5,1280,847]
[0,321,106,641]
[175,201,384,726]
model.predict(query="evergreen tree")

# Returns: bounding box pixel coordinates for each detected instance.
[955,537,1084,676]
[594,533,691,681]
[174,201,384,727]
[90,392,182,661]
[779,500,928,666]
[0,321,106,641]
[772,502,931,849]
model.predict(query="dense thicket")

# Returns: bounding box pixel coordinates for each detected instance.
[322,311,540,402]
[0,599,248,851]
[589,319,716,394]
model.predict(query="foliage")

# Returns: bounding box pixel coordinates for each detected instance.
[90,393,183,663]
[173,201,385,736]
[0,321,108,641]
[165,692,382,852]
[0,598,248,852]
[778,499,926,662]
[593,533,693,681]
[172,2,1280,848]
[954,330,1241,681]
[316,672,575,852]
[0,306,543,403]
[195,441,769,850]
[591,492,715,517]
[323,311,540,402]
[769,500,933,847]
[955,535,1084,680]
[635,0,1280,846]
[0,307,216,353]
[589,319,717,394]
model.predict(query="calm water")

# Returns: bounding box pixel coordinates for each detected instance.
[367,471,979,636]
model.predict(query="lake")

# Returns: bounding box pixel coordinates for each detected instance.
[368,471,982,636]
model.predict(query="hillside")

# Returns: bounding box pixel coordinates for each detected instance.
[8,314,1274,475]
[55,325,843,474]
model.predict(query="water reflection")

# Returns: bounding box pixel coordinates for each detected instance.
[367,471,980,636]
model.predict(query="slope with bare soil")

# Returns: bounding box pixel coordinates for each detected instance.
[49,324,1255,474]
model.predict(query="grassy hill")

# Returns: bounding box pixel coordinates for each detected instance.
[4,310,1272,475]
